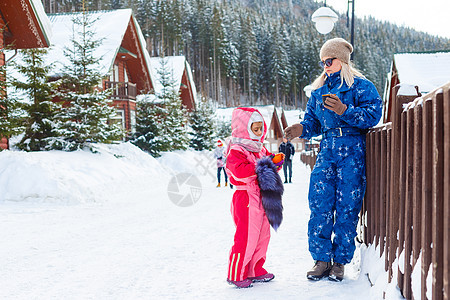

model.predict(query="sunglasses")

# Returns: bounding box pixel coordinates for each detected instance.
[319,57,337,68]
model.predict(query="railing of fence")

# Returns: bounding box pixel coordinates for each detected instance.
[299,149,317,170]
[364,82,450,300]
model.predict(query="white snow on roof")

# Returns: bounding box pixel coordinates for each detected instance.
[46,9,134,76]
[148,56,196,102]
[30,0,53,44]
[394,52,450,94]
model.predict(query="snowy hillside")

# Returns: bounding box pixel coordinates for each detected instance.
[0,143,404,299]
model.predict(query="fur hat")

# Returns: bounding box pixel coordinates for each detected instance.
[320,38,353,64]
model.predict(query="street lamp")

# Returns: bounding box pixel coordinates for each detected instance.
[312,1,356,60]
[311,6,338,35]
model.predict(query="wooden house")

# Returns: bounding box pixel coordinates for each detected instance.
[143,56,197,111]
[45,9,154,135]
[383,51,450,123]
[0,0,52,150]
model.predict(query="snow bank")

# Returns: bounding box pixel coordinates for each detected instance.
[0,142,169,204]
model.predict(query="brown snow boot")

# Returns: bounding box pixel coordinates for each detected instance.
[306,261,332,281]
[329,262,344,282]
[216,183,221,187]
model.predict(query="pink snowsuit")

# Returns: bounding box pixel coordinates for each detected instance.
[225,107,272,282]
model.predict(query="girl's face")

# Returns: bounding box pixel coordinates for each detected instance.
[322,56,342,75]
[251,122,263,137]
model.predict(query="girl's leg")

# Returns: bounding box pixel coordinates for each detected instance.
[247,215,270,277]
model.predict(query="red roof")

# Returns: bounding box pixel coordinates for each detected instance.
[0,0,51,49]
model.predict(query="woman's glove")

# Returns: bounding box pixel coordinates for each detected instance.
[324,94,347,115]
[284,124,303,140]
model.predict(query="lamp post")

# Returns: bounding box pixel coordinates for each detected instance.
[312,0,356,60]
[311,6,338,35]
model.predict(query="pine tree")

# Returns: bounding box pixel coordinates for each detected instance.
[189,97,215,151]
[10,48,61,151]
[132,56,189,156]
[55,10,122,151]
[215,117,231,141]
[0,64,23,150]
[132,95,165,157]
[156,57,189,152]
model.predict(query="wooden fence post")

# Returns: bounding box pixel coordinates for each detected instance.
[443,86,450,300]
[398,109,407,290]
[375,129,381,247]
[412,104,423,267]
[388,86,416,281]
[403,107,414,299]
[385,125,392,272]
[432,91,444,300]
[380,127,387,257]
[422,98,433,300]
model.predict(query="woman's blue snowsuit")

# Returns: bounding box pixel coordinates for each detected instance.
[300,71,382,264]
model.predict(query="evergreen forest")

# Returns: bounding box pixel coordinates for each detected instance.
[42,0,450,110]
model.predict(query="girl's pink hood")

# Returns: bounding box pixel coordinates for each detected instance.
[231,107,267,142]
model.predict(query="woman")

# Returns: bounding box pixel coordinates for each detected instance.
[285,38,382,281]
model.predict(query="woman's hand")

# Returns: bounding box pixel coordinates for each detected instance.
[284,124,303,140]
[324,94,347,115]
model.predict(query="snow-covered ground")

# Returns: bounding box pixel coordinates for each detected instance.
[0,143,404,299]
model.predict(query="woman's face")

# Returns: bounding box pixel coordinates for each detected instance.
[322,56,342,75]
[251,122,263,137]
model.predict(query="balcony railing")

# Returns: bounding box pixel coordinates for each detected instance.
[104,81,137,100]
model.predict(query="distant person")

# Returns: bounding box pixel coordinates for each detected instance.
[278,137,295,183]
[285,38,382,282]
[225,107,284,288]
[214,139,228,187]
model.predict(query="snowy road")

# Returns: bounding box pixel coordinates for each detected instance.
[0,148,395,299]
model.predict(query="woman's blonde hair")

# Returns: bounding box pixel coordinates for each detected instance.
[311,60,365,90]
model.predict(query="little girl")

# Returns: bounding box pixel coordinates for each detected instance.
[225,107,285,288]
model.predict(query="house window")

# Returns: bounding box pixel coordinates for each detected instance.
[110,109,125,130]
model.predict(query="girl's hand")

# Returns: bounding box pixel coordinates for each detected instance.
[272,153,285,167]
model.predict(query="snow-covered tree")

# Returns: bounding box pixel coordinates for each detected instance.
[156,57,189,152]
[55,10,122,151]
[9,48,61,151]
[0,65,24,150]
[132,56,189,156]
[189,97,215,151]
[215,117,231,141]
[132,95,165,156]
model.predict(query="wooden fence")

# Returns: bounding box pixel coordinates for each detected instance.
[299,82,449,299]
[364,82,450,300]
[299,149,317,170]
